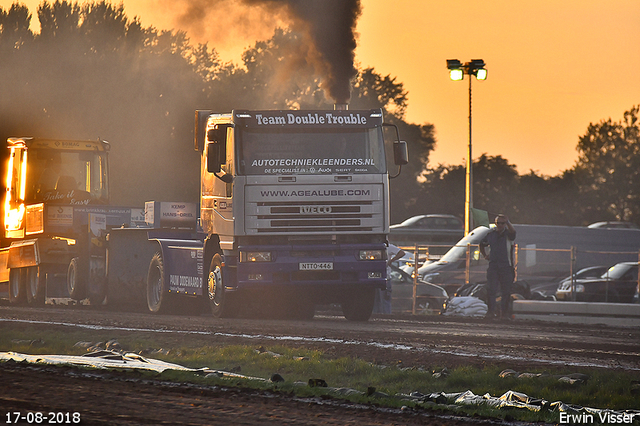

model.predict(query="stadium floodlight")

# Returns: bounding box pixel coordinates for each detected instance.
[445,59,488,235]
[446,59,464,81]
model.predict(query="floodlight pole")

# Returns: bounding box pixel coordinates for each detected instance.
[447,59,486,235]
[465,75,473,236]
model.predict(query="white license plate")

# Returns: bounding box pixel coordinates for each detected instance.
[299,262,334,271]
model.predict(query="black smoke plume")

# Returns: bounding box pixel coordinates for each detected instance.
[177,0,362,104]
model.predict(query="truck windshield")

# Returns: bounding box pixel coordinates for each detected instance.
[26,149,109,204]
[237,127,387,175]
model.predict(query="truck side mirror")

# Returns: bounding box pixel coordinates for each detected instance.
[393,141,409,166]
[206,142,221,173]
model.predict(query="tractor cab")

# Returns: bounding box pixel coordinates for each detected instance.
[4,138,110,239]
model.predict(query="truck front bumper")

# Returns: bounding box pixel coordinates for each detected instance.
[232,242,387,292]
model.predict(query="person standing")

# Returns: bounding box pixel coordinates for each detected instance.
[479,214,516,319]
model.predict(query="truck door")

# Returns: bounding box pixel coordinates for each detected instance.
[202,126,234,238]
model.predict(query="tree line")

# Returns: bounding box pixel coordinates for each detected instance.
[1,1,638,227]
[414,106,640,226]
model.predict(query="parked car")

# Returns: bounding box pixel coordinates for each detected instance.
[529,266,608,301]
[389,214,463,250]
[389,264,448,314]
[555,266,609,291]
[588,221,639,229]
[555,262,639,303]
[403,225,490,296]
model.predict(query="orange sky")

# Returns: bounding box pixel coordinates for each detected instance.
[4,0,640,175]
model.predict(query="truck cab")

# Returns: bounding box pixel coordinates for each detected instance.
[1,137,136,305]
[195,109,407,320]
[4,137,110,239]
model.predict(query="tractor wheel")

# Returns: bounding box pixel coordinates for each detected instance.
[67,257,86,300]
[26,266,46,306]
[207,254,238,318]
[147,252,171,314]
[9,268,27,305]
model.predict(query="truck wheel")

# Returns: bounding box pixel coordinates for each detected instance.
[67,257,86,300]
[341,288,375,322]
[26,266,46,306]
[147,252,170,314]
[207,254,237,318]
[9,268,27,305]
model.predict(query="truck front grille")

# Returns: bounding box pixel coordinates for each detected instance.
[248,200,383,235]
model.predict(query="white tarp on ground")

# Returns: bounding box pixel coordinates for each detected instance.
[0,351,250,378]
[442,296,488,317]
[401,389,640,419]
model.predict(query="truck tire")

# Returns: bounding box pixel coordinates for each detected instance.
[26,266,46,306]
[207,254,237,318]
[67,257,86,300]
[147,252,170,314]
[9,268,27,305]
[341,288,375,322]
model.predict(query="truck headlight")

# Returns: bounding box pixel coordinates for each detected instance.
[240,251,272,262]
[359,250,383,260]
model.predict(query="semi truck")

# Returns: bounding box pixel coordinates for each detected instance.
[193,108,407,320]
[1,108,408,321]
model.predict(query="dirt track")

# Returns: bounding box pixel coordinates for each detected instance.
[1,305,639,425]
